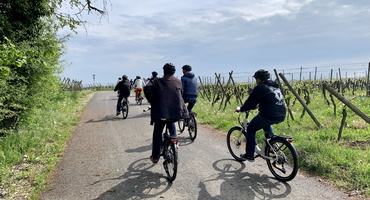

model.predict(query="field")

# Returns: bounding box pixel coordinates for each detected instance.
[194,79,370,197]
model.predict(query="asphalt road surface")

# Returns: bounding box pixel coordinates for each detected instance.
[40,91,360,200]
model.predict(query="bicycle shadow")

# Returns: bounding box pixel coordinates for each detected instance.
[92,158,173,200]
[197,159,292,199]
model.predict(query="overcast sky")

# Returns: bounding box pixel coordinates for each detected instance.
[60,0,370,85]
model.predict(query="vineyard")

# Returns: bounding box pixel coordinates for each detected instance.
[195,63,370,197]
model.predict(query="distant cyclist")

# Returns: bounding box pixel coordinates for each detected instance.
[133,76,146,101]
[143,71,159,112]
[181,65,198,113]
[114,75,131,116]
[235,69,286,161]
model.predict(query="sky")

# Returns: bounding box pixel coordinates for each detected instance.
[60,0,370,85]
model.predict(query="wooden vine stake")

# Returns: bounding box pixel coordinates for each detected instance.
[323,83,370,124]
[279,73,322,128]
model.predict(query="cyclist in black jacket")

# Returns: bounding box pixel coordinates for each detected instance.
[236,69,286,161]
[114,75,131,116]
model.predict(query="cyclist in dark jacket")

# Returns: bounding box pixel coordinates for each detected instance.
[147,63,189,163]
[236,69,286,161]
[114,75,131,116]
[181,65,198,113]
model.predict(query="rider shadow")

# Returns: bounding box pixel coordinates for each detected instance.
[92,158,173,200]
[197,159,292,199]
[85,115,120,123]
[125,143,152,153]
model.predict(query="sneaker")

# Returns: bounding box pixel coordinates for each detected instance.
[150,155,159,164]
[116,111,120,116]
[240,154,255,162]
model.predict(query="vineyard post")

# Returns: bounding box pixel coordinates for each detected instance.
[323,83,370,124]
[367,62,370,96]
[279,73,322,128]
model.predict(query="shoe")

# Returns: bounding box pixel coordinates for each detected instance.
[175,142,179,149]
[240,154,255,162]
[150,155,159,164]
[116,111,120,116]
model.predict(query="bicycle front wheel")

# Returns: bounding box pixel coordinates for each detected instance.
[177,119,185,133]
[122,103,129,119]
[265,137,299,181]
[163,141,178,181]
[226,126,246,161]
[188,115,197,140]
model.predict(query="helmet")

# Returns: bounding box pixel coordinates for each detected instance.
[163,63,176,74]
[253,69,270,80]
[136,76,141,79]
[182,65,192,71]
[121,75,128,80]
[152,71,158,76]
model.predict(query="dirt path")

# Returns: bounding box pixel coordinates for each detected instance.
[40,91,360,200]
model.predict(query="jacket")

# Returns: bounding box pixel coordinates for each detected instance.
[150,75,189,122]
[240,80,286,119]
[114,80,131,97]
[181,72,198,98]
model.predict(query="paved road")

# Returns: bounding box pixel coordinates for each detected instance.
[40,91,358,200]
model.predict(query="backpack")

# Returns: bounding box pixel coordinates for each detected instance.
[143,80,155,104]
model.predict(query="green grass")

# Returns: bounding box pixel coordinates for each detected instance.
[0,90,94,199]
[194,91,370,197]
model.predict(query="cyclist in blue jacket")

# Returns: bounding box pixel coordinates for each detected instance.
[181,65,198,113]
[236,69,286,161]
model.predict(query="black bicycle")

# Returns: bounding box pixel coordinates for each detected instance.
[226,111,299,181]
[177,112,197,140]
[161,125,179,181]
[136,90,144,105]
[120,97,129,119]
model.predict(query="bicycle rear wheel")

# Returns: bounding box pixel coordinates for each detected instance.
[265,137,298,181]
[163,141,178,181]
[188,115,197,140]
[138,96,143,105]
[226,126,246,161]
[121,103,129,119]
[177,119,185,133]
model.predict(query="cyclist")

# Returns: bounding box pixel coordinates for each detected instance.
[143,71,159,112]
[145,63,189,163]
[235,69,286,162]
[114,75,131,116]
[181,65,198,113]
[133,76,146,101]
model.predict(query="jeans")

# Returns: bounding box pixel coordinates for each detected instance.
[183,97,197,113]
[245,114,284,157]
[117,96,128,112]
[152,120,176,159]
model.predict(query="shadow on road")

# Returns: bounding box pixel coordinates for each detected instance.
[197,159,292,199]
[92,158,173,200]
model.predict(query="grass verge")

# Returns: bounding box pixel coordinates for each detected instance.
[0,90,95,200]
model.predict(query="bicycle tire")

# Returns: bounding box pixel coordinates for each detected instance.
[265,137,298,181]
[177,119,185,133]
[122,103,129,119]
[226,126,246,161]
[163,141,178,181]
[188,115,197,140]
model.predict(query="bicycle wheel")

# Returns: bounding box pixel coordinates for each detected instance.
[265,137,299,181]
[163,141,178,181]
[188,115,197,140]
[226,126,246,161]
[177,119,185,133]
[121,103,129,119]
[138,96,143,105]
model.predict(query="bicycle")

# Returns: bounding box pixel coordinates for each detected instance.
[177,112,197,140]
[161,124,179,181]
[226,111,299,181]
[120,97,129,119]
[136,90,144,105]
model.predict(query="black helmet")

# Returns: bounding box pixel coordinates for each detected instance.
[182,65,192,71]
[152,71,158,76]
[122,75,128,80]
[136,76,141,79]
[163,63,176,74]
[253,69,270,80]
